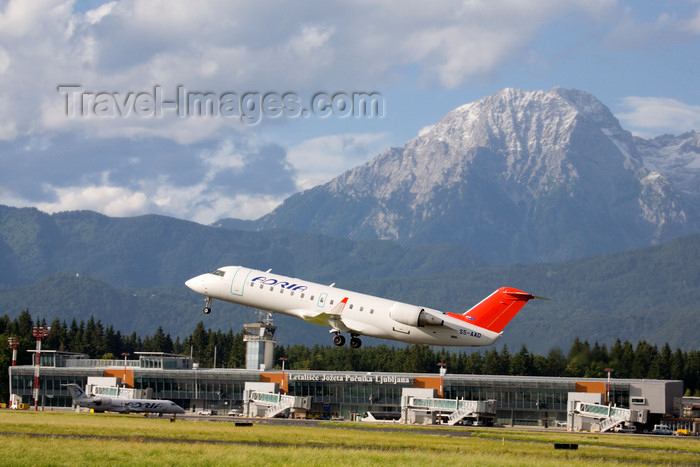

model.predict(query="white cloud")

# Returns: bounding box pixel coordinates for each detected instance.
[0,0,69,37]
[286,25,335,58]
[199,139,246,172]
[0,133,300,222]
[418,124,435,137]
[0,118,17,140]
[29,179,286,224]
[601,3,700,49]
[28,173,289,224]
[1,0,620,144]
[287,133,391,189]
[84,1,116,25]
[152,182,284,224]
[23,131,391,223]
[36,184,149,217]
[617,96,700,137]
[3,0,698,224]
[683,3,700,33]
[0,46,10,74]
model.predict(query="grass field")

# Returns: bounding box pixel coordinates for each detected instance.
[0,410,698,466]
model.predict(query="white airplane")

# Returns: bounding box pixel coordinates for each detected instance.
[64,384,185,416]
[185,266,544,348]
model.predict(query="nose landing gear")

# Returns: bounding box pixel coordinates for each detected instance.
[203,296,212,314]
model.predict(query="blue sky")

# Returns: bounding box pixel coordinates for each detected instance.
[1,0,699,223]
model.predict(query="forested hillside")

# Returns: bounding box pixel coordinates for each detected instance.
[1,205,698,353]
[0,205,485,288]
[351,233,700,352]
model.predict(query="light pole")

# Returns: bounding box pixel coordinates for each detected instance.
[7,337,19,366]
[437,362,446,424]
[605,367,613,406]
[437,362,446,398]
[32,326,50,411]
[122,353,129,387]
[8,337,19,408]
[279,357,287,393]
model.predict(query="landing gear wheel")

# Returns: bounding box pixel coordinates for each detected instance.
[332,334,346,346]
[203,307,211,314]
[203,297,212,314]
[350,337,362,348]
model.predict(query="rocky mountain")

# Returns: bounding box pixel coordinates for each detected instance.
[248,88,700,264]
[635,130,700,202]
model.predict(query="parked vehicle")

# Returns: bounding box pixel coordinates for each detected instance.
[652,424,673,435]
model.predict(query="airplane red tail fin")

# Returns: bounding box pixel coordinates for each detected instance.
[446,287,541,333]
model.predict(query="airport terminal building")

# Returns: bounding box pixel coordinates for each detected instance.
[8,350,686,429]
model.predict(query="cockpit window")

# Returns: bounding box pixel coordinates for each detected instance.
[209,270,226,277]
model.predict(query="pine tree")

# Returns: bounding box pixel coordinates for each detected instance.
[510,345,534,376]
[631,341,657,379]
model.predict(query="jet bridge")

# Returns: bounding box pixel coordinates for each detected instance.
[243,383,311,418]
[569,400,648,432]
[401,389,496,425]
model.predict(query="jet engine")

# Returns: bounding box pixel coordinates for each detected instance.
[91,397,111,407]
[389,305,444,327]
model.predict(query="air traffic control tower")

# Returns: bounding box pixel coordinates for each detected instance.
[243,319,276,370]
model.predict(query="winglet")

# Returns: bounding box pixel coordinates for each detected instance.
[331,297,348,314]
[446,287,544,333]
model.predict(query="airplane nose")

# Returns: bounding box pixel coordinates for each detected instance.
[185,276,206,294]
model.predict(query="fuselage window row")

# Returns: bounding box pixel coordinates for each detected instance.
[246,279,360,308]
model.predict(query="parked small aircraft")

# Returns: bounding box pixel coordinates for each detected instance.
[186,266,544,348]
[64,384,185,417]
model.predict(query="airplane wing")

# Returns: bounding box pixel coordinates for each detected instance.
[300,310,351,332]
[298,297,351,330]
